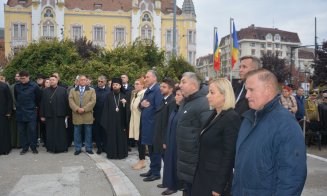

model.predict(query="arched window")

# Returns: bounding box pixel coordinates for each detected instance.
[142,13,151,22]
[43,20,55,37]
[141,24,152,40]
[274,34,281,42]
[44,9,54,18]
[266,33,272,41]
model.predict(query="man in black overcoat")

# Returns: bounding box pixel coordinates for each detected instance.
[0,81,13,155]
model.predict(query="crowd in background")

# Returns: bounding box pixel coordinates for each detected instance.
[0,55,327,195]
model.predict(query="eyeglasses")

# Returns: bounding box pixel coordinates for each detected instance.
[98,80,105,83]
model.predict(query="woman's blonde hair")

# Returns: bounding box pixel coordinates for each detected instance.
[209,78,236,110]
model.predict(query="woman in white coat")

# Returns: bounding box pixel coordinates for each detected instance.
[129,77,147,169]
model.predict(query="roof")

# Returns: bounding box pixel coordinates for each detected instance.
[298,48,314,59]
[220,24,301,46]
[196,53,213,66]
[7,0,183,14]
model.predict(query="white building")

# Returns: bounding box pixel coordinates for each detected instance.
[219,24,302,79]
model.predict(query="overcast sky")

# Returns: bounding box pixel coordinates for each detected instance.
[1,0,326,57]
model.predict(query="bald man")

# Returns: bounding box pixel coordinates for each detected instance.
[232,69,307,196]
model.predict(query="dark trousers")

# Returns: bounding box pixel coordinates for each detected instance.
[17,121,37,151]
[137,139,146,160]
[148,145,162,177]
[185,182,192,196]
[94,120,106,150]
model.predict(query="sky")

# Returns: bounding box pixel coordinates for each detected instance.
[1,0,326,57]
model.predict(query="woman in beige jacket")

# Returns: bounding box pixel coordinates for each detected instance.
[129,77,146,169]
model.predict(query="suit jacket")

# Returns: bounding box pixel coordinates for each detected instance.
[140,83,163,145]
[69,86,96,125]
[192,109,241,195]
[233,81,249,116]
[153,94,175,153]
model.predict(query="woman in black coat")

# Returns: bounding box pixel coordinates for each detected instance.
[192,78,241,196]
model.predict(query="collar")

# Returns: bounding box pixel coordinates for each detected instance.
[242,95,280,123]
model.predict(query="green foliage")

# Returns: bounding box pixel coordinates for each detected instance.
[2,38,194,85]
[164,56,196,81]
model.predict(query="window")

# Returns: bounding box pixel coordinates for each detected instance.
[250,42,255,47]
[275,44,280,49]
[115,27,125,44]
[260,51,265,56]
[44,9,54,17]
[142,13,151,22]
[266,33,272,40]
[166,51,172,60]
[94,3,102,9]
[93,26,104,42]
[43,21,55,37]
[12,23,26,39]
[72,26,82,40]
[267,43,272,48]
[188,30,196,44]
[188,51,195,65]
[251,49,256,56]
[274,34,280,41]
[141,25,152,40]
[166,29,172,44]
[261,43,265,48]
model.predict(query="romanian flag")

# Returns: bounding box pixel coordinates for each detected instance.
[213,31,220,71]
[231,22,239,68]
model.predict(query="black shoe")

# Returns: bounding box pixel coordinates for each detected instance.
[86,150,94,154]
[140,171,152,177]
[157,184,166,188]
[96,148,102,154]
[20,149,28,155]
[162,189,177,195]
[74,150,81,155]
[143,175,161,182]
[32,149,38,154]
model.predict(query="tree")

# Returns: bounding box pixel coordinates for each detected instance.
[260,52,289,83]
[2,38,195,85]
[312,41,327,87]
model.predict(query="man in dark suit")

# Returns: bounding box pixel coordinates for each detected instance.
[121,74,134,94]
[233,56,260,116]
[139,70,163,182]
[152,78,175,188]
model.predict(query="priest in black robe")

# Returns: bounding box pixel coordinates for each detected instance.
[101,78,128,159]
[40,75,69,153]
[0,81,13,155]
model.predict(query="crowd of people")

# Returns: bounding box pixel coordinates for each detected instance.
[0,55,326,195]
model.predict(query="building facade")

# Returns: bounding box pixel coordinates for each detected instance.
[219,24,302,79]
[4,0,197,65]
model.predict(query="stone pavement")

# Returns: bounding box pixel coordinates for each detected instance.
[0,147,112,196]
[1,145,327,196]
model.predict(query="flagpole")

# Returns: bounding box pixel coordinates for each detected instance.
[229,18,233,82]
[213,27,218,78]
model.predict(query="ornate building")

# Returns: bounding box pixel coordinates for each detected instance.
[4,0,197,65]
[219,24,302,79]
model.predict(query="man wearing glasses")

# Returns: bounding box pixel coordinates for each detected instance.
[93,76,110,154]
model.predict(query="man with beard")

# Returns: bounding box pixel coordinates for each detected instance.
[40,75,69,153]
[0,80,13,155]
[101,77,128,159]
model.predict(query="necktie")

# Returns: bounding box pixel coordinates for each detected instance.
[80,87,85,107]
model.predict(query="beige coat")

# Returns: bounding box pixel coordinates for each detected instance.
[129,89,146,140]
[69,86,96,125]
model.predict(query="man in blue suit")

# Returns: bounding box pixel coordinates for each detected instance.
[139,70,163,182]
